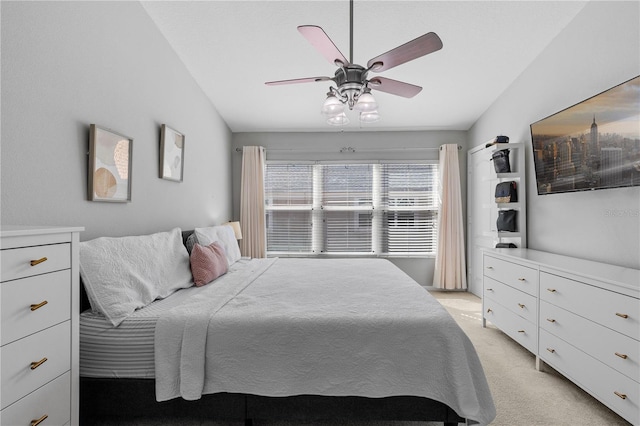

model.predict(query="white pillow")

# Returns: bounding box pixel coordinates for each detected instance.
[194,225,241,266]
[79,228,193,326]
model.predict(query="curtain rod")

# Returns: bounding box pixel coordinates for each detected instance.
[234,145,461,153]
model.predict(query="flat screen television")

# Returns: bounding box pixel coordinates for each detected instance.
[530,75,640,195]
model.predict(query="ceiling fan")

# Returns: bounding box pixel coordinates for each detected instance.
[265,0,443,125]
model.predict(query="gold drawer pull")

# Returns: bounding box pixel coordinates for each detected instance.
[31,414,48,426]
[547,288,557,293]
[486,288,493,291]
[30,301,48,311]
[30,357,48,370]
[615,352,628,360]
[518,278,526,282]
[517,330,525,333]
[486,308,493,313]
[30,257,48,266]
[546,318,556,323]
[518,303,525,309]
[547,348,555,353]
[485,266,494,270]
[614,391,627,400]
[616,313,629,319]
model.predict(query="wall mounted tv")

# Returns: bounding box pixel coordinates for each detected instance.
[530,75,640,195]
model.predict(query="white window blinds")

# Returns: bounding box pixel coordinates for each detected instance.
[264,164,313,253]
[264,162,438,256]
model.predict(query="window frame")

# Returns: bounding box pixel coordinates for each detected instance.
[264,159,439,259]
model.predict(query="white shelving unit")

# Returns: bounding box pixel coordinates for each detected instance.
[467,140,527,296]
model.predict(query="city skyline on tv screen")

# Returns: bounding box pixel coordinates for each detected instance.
[530,76,640,195]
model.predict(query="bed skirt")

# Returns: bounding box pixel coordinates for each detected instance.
[80,377,466,425]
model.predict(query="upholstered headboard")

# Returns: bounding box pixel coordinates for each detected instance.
[79,230,195,313]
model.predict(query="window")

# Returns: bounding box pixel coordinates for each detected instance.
[264,162,438,256]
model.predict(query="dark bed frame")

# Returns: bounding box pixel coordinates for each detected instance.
[78,231,466,426]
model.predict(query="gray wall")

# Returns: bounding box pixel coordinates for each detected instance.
[469,1,640,269]
[232,130,468,286]
[1,1,233,241]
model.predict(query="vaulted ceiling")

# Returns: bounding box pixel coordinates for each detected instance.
[141,1,587,133]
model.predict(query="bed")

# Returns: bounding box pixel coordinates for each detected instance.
[78,227,495,425]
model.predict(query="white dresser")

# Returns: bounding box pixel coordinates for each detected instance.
[483,248,640,425]
[1,226,83,426]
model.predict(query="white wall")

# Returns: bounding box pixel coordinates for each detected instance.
[232,130,468,286]
[469,1,640,269]
[1,1,233,241]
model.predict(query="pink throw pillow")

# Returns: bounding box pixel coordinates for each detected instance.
[190,242,229,286]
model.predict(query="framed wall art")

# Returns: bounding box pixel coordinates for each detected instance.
[160,124,185,182]
[88,124,133,202]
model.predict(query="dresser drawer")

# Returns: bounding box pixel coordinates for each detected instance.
[540,329,639,425]
[541,272,639,340]
[483,255,538,296]
[1,321,71,409]
[0,371,71,426]
[1,269,71,345]
[484,298,537,353]
[484,277,537,324]
[1,243,70,282]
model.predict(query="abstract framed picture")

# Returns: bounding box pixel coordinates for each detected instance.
[88,124,133,202]
[160,124,185,182]
[530,75,640,195]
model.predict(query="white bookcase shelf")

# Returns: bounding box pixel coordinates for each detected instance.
[467,139,527,296]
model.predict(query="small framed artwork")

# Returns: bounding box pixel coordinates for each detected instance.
[160,124,185,182]
[88,124,133,202]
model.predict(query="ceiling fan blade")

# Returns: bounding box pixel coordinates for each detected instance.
[298,25,349,66]
[265,76,333,86]
[367,32,443,73]
[368,77,422,98]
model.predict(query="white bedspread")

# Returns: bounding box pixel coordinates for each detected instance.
[155,258,495,425]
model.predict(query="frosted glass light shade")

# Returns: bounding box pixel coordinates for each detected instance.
[353,92,378,112]
[327,112,350,126]
[359,110,380,123]
[321,95,345,115]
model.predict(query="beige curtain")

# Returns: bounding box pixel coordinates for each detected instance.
[239,146,266,258]
[433,144,467,290]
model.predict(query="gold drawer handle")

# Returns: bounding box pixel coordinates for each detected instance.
[614,391,627,400]
[30,301,48,311]
[486,288,493,291]
[517,330,525,333]
[547,318,556,323]
[547,288,557,293]
[485,266,494,270]
[486,308,493,313]
[30,257,48,266]
[547,348,555,353]
[518,303,525,309]
[615,352,628,360]
[616,313,629,319]
[31,414,48,426]
[30,357,48,370]
[518,278,526,282]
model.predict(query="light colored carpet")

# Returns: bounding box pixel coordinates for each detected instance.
[94,291,630,425]
[432,291,629,426]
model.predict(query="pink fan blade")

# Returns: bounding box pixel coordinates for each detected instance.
[298,25,349,66]
[368,77,422,98]
[265,76,332,86]
[367,32,442,72]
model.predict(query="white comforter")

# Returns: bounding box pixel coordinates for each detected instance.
[155,258,496,425]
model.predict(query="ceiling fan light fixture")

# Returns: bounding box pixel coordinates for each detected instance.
[327,112,350,126]
[353,90,378,112]
[359,110,380,123]
[321,93,345,116]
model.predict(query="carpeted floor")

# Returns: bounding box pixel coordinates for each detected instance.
[92,291,630,425]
